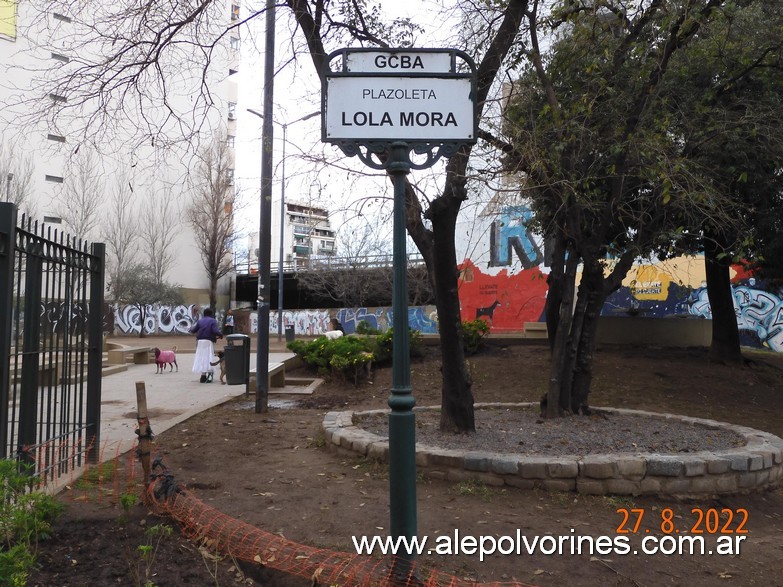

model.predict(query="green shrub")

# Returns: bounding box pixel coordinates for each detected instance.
[462,319,491,354]
[372,328,424,365]
[0,460,64,587]
[356,320,381,335]
[288,335,374,382]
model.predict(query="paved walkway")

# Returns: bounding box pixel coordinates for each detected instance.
[99,335,296,457]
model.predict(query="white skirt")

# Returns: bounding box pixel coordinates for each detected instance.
[192,339,216,374]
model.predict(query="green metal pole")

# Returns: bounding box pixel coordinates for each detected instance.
[387,142,417,582]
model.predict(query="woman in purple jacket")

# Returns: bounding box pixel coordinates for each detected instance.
[190,308,223,383]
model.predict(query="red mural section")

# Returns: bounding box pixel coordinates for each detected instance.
[458,260,549,331]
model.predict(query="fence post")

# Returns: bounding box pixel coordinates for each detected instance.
[18,230,42,467]
[86,242,105,464]
[0,203,18,459]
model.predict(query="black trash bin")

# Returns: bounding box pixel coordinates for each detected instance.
[223,334,250,385]
[285,326,295,343]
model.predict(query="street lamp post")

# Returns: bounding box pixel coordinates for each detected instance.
[256,0,276,414]
[5,173,12,202]
[247,108,320,342]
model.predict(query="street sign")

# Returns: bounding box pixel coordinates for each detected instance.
[325,76,474,141]
[323,48,477,146]
[345,51,453,73]
[319,48,478,581]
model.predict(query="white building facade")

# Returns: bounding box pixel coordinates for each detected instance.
[0,0,240,307]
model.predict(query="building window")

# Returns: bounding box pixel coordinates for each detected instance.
[52,13,72,23]
[51,52,69,62]
[47,134,66,143]
[226,169,234,185]
[43,216,62,224]
[230,36,240,50]
[227,102,236,120]
[227,135,235,148]
[45,174,64,183]
[49,93,67,102]
[231,4,240,20]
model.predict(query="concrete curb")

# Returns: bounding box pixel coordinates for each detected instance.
[322,403,783,497]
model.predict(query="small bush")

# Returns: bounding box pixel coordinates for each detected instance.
[288,336,374,382]
[372,328,424,365]
[356,320,381,335]
[462,319,491,354]
[0,460,64,587]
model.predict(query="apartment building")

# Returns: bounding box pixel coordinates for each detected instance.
[248,201,337,272]
[0,0,240,303]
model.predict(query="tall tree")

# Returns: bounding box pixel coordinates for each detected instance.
[0,139,36,218]
[112,264,184,338]
[659,0,783,362]
[498,0,757,416]
[289,0,531,432]
[186,131,237,309]
[55,146,104,242]
[139,183,179,286]
[103,171,139,303]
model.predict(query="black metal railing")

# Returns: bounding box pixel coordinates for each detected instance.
[0,203,104,485]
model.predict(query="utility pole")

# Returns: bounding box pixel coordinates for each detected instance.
[255,0,275,414]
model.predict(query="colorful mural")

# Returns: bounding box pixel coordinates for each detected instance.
[452,202,783,351]
[246,307,440,336]
[489,205,543,269]
[105,201,783,352]
[688,283,783,352]
[602,260,783,352]
[457,259,548,330]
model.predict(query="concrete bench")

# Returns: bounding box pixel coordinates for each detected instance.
[247,362,286,392]
[106,346,151,365]
[9,361,63,386]
[524,322,548,337]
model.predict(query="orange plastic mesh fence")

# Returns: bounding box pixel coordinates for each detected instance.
[37,440,536,587]
[29,437,142,500]
[145,459,537,587]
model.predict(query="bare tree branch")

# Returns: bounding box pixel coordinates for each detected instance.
[186,129,238,308]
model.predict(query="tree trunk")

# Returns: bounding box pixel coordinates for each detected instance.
[138,304,147,338]
[545,230,566,352]
[704,236,743,363]
[570,261,606,413]
[209,277,217,311]
[430,198,474,433]
[545,245,579,418]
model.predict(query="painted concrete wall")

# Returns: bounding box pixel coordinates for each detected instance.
[104,202,783,352]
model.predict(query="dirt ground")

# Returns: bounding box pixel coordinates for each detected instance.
[29,341,783,587]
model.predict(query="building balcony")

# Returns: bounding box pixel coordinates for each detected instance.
[294,245,311,255]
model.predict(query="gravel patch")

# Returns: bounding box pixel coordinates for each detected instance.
[355,406,747,457]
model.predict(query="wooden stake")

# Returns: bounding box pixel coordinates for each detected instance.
[135,381,152,487]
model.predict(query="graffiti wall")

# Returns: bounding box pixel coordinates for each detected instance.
[245,306,439,336]
[453,201,783,352]
[458,260,548,330]
[106,200,783,352]
[111,304,225,336]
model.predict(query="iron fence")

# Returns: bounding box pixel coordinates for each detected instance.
[0,203,104,485]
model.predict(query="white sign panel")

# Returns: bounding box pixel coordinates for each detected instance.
[345,51,453,74]
[325,76,474,141]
